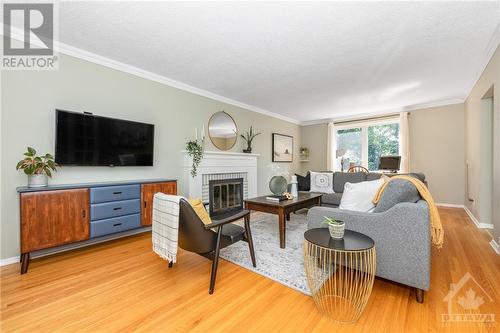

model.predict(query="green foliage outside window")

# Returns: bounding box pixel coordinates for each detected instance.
[368,124,399,170]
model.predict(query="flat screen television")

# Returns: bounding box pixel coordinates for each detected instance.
[55,109,154,166]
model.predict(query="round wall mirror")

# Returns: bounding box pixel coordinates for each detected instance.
[208,111,238,151]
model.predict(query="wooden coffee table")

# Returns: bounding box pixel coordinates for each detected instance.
[244,193,322,248]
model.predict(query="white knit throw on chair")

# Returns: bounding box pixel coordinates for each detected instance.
[152,193,183,263]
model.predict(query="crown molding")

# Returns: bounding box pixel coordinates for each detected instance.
[463,21,500,99]
[300,97,465,126]
[3,27,301,125]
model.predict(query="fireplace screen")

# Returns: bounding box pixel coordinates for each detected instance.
[209,178,244,218]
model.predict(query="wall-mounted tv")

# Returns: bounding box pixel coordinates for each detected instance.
[55,109,154,166]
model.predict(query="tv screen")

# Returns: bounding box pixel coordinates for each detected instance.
[55,110,154,166]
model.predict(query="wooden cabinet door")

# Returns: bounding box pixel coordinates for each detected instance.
[141,182,177,226]
[20,189,90,253]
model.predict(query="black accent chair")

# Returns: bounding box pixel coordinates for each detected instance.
[172,198,256,294]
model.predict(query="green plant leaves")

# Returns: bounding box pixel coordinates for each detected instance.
[16,147,57,177]
[323,216,342,225]
[186,140,203,177]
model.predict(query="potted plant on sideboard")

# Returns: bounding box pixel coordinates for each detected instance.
[16,147,57,187]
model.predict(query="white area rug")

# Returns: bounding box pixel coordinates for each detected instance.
[219,211,311,295]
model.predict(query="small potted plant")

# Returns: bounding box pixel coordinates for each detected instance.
[300,147,309,159]
[323,216,345,239]
[16,147,57,187]
[240,126,261,153]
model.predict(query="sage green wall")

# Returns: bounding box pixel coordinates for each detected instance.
[464,46,499,241]
[408,103,465,205]
[300,123,328,174]
[0,54,301,260]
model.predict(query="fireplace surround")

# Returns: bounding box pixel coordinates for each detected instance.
[183,150,259,202]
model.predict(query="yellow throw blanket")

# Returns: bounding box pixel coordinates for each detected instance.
[373,175,444,248]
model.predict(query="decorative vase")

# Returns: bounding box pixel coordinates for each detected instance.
[290,175,298,197]
[28,174,48,188]
[243,146,252,153]
[328,221,345,239]
[269,176,288,195]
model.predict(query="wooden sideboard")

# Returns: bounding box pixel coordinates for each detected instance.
[17,179,177,274]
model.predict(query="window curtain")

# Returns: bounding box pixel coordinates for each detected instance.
[327,122,337,171]
[399,112,410,173]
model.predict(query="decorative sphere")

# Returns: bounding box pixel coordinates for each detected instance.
[269,176,288,195]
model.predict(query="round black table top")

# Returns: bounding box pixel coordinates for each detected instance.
[304,228,374,251]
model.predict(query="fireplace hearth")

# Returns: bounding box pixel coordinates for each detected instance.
[209,178,244,218]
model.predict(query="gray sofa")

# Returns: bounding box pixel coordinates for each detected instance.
[305,175,431,303]
[300,171,425,207]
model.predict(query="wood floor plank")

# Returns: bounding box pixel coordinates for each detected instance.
[1,208,499,332]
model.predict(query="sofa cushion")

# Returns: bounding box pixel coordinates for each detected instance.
[310,171,334,194]
[373,179,421,212]
[320,192,343,206]
[339,178,385,212]
[295,172,310,191]
[366,173,383,181]
[333,172,367,193]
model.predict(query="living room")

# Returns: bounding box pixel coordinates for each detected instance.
[1,1,499,332]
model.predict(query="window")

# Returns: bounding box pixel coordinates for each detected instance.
[336,128,362,170]
[367,123,399,171]
[335,119,400,171]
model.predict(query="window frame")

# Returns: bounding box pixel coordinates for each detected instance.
[335,117,400,170]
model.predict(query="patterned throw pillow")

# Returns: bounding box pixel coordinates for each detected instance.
[309,171,334,194]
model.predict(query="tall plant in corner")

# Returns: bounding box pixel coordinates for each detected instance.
[16,147,57,188]
[186,132,205,178]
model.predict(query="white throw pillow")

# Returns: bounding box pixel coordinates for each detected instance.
[309,171,334,194]
[339,178,385,212]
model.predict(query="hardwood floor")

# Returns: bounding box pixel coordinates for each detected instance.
[1,208,499,332]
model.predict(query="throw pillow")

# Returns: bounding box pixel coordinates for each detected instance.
[309,171,334,194]
[373,179,421,212]
[339,178,385,212]
[188,198,212,225]
[296,172,310,191]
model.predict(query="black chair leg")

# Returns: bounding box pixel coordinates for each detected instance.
[209,226,223,294]
[244,214,256,267]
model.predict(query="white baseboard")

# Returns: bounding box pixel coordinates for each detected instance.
[436,203,465,208]
[463,206,494,229]
[490,239,500,255]
[1,256,20,267]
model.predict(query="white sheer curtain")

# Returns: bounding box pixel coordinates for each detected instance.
[327,122,337,171]
[399,112,410,173]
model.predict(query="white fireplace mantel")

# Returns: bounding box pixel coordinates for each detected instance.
[183,151,259,199]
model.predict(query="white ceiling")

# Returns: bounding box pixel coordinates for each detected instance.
[52,2,500,123]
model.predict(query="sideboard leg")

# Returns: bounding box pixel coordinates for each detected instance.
[20,252,30,274]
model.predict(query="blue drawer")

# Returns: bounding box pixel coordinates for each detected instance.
[90,214,141,238]
[90,185,140,203]
[91,199,140,221]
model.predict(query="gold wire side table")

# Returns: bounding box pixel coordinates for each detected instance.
[304,228,376,323]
